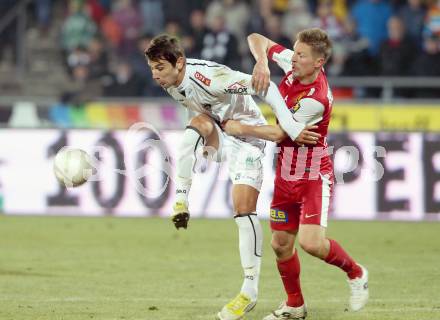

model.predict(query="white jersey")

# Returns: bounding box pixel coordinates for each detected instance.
[166,58,267,150]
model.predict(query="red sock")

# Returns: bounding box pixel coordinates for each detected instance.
[324,239,362,279]
[277,250,304,307]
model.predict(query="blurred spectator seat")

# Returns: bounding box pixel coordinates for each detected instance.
[9,102,41,128]
[124,105,142,126]
[69,105,88,128]
[85,102,110,128]
[48,102,72,128]
[107,105,129,128]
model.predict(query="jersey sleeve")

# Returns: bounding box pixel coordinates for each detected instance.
[293,98,324,125]
[207,66,257,96]
[268,44,294,74]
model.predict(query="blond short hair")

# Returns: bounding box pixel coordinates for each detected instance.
[296,28,332,63]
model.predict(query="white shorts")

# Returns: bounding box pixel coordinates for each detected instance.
[208,123,264,191]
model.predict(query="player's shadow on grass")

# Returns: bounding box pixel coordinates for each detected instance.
[0,268,54,277]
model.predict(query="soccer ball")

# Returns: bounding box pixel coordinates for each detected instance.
[53,147,93,187]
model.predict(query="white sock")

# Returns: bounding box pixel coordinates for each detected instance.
[234,214,263,301]
[175,127,204,204]
[175,176,191,204]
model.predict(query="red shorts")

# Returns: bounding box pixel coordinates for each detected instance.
[270,173,333,232]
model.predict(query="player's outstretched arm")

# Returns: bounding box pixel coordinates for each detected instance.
[215,69,320,143]
[247,33,276,95]
[222,120,286,143]
[222,120,319,145]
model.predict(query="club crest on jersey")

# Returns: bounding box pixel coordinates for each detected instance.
[194,71,211,86]
[290,103,301,114]
[224,81,248,94]
[288,91,306,113]
[295,91,307,103]
[270,209,288,223]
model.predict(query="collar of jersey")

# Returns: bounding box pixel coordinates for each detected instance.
[176,62,191,92]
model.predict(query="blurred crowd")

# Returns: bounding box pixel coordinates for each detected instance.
[1,0,440,98]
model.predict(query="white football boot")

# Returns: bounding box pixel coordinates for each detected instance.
[216,293,256,320]
[263,302,307,320]
[348,264,369,311]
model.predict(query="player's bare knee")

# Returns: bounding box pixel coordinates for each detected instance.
[189,114,214,137]
[271,238,293,258]
[234,203,256,215]
[298,239,321,257]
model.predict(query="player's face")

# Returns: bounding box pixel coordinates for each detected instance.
[148,58,184,88]
[291,41,324,80]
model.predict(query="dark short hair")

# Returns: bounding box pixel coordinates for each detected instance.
[296,28,332,63]
[144,34,185,67]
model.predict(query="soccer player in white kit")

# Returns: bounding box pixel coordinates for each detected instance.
[145,35,320,320]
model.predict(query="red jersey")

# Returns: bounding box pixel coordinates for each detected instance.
[268,44,333,180]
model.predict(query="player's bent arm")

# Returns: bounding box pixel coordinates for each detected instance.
[247,33,277,94]
[247,33,277,62]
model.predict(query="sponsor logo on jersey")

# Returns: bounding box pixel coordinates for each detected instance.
[224,81,248,94]
[194,71,211,86]
[270,209,288,223]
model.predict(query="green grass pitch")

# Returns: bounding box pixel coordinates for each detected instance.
[0,216,439,320]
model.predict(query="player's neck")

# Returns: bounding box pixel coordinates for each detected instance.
[298,70,320,85]
[175,64,186,87]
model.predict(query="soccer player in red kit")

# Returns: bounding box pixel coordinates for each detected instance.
[222,28,369,319]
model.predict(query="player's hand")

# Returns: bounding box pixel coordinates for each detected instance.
[252,60,271,96]
[171,212,190,229]
[221,120,243,136]
[295,125,321,145]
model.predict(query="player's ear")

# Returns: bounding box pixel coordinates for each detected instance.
[176,57,185,71]
[314,56,325,69]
